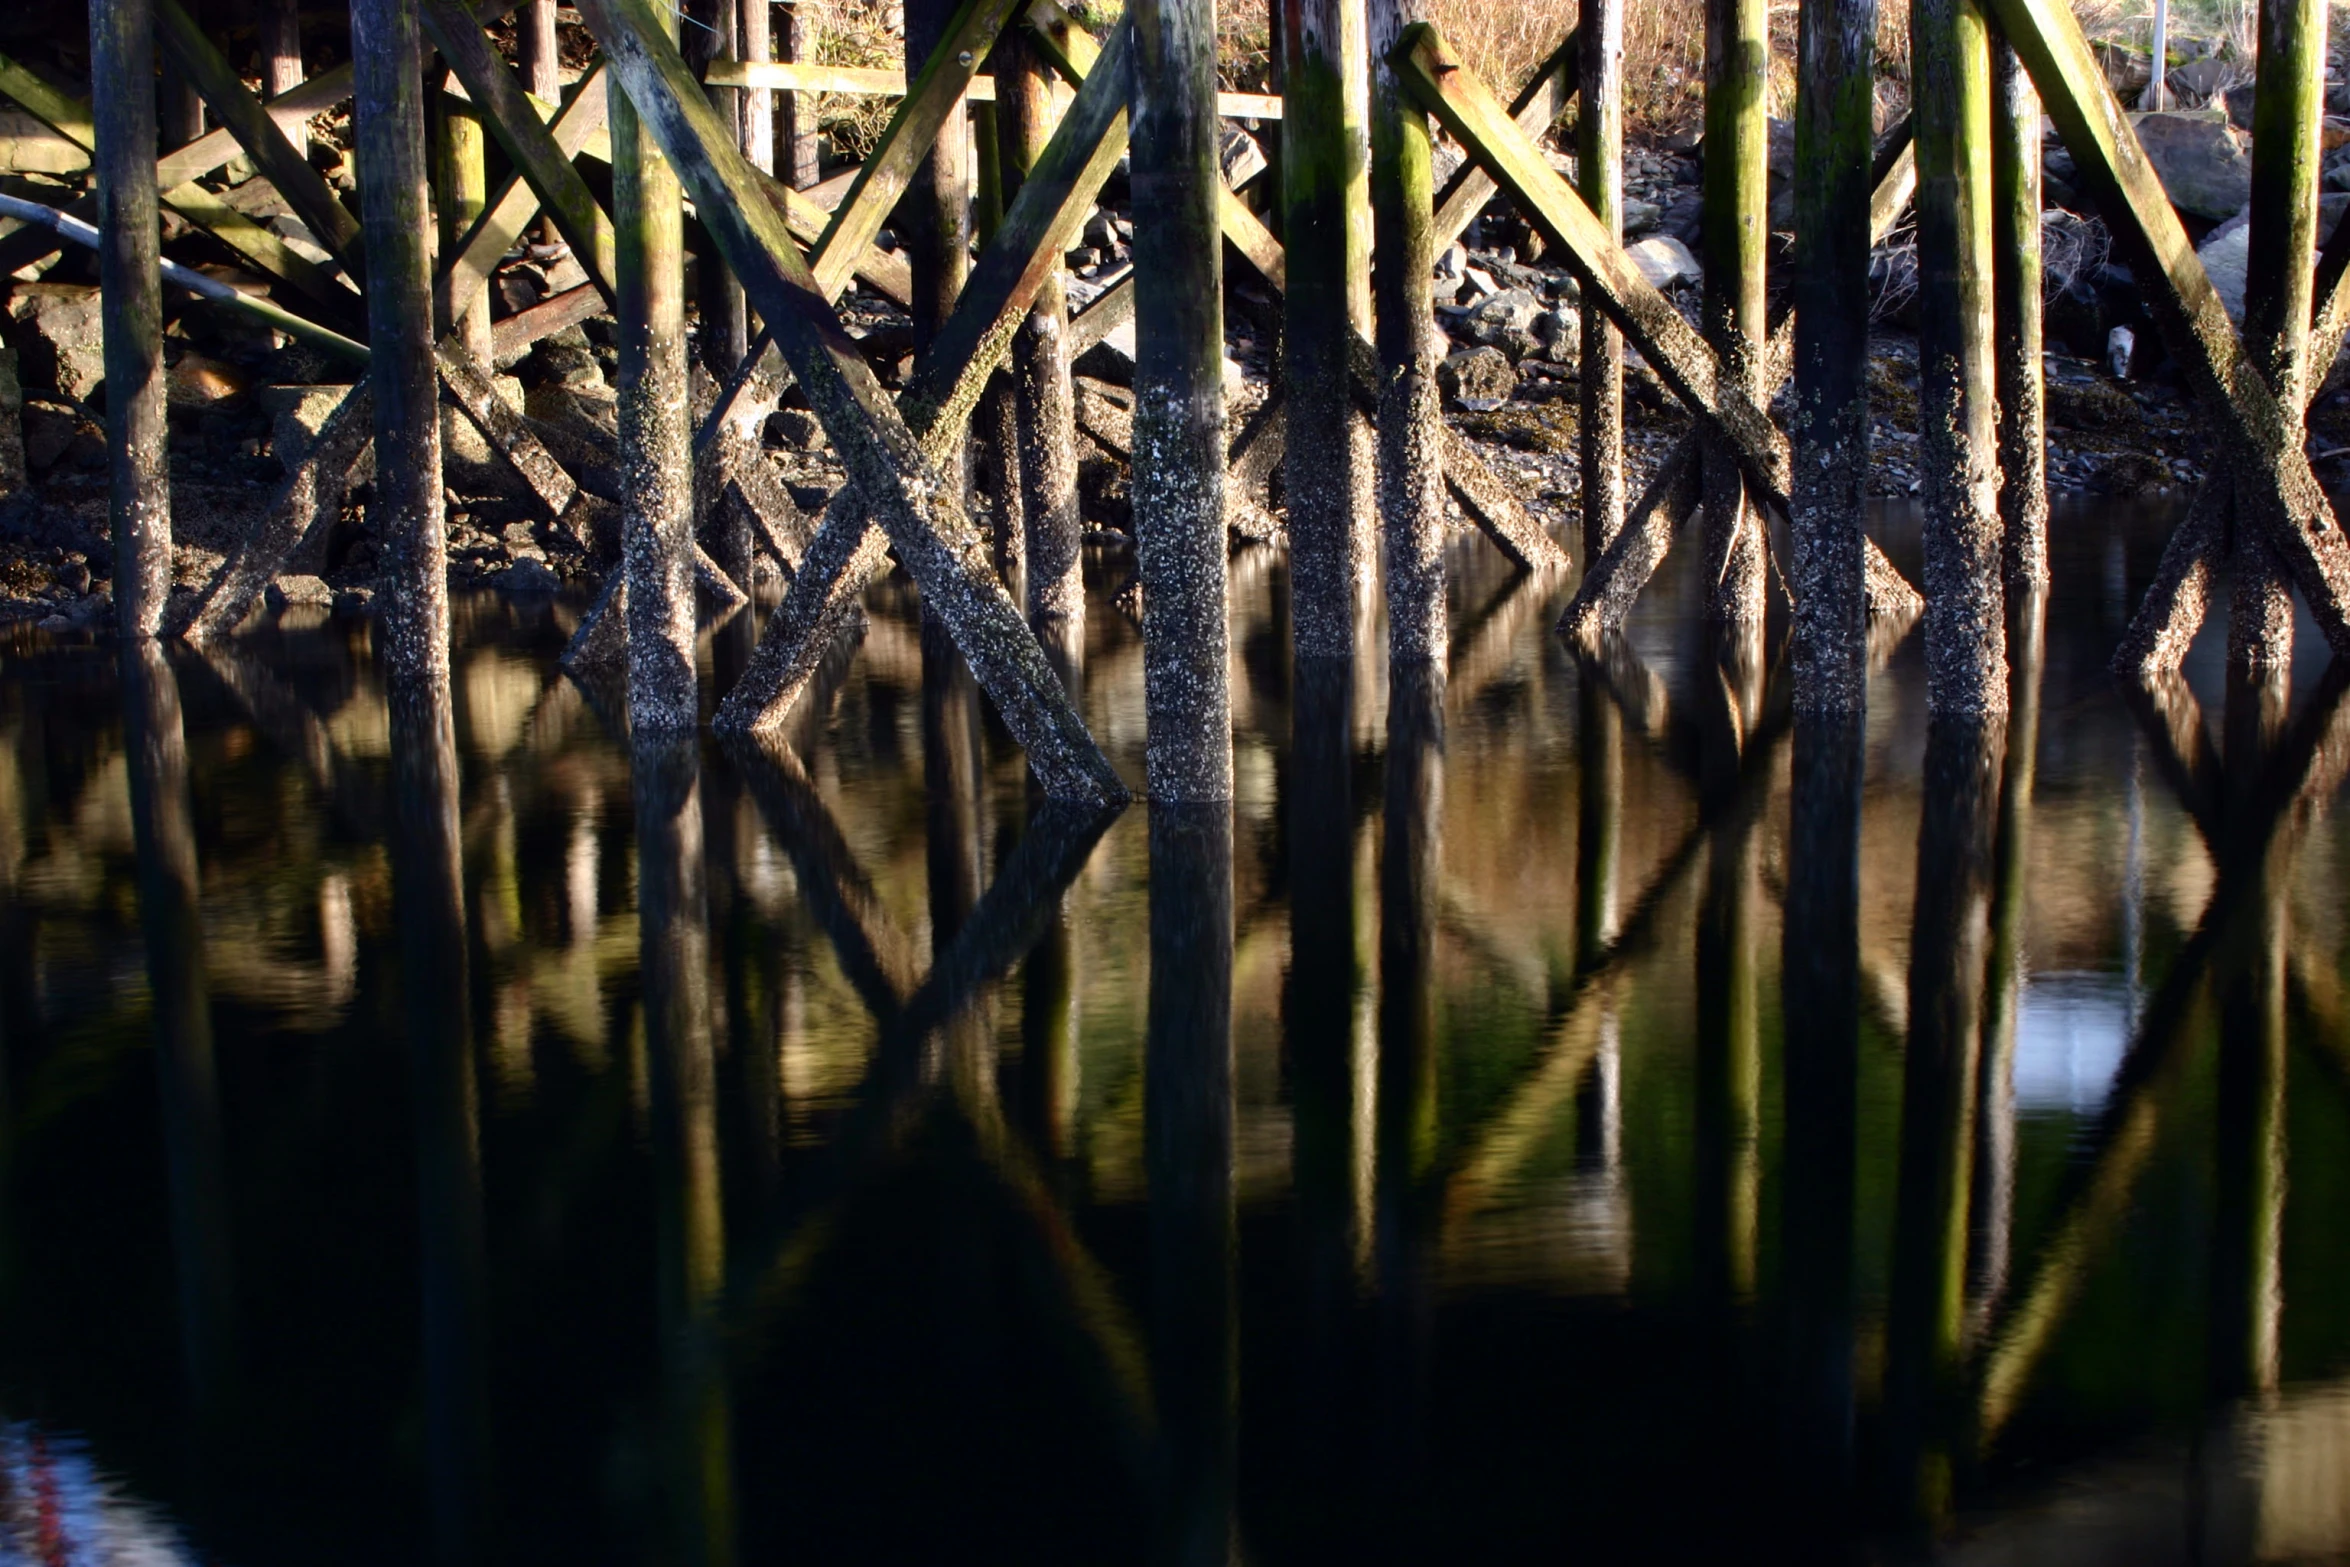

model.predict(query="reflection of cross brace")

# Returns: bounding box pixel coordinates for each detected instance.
[1972,663,2350,1447]
[715,739,1157,1450]
[1978,0,2350,666]
[1391,27,1926,637]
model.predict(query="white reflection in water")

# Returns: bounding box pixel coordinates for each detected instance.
[0,1424,196,1566]
[2014,972,2132,1115]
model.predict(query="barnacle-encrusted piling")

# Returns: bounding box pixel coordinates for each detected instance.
[690,0,749,379]
[612,15,700,730]
[1788,0,1878,710]
[1990,35,2046,592]
[91,0,171,635]
[999,24,1084,662]
[351,0,449,681]
[1281,0,1376,658]
[263,0,306,155]
[1578,0,1624,560]
[1701,0,1767,630]
[1913,0,2007,715]
[2236,0,2324,671]
[1130,0,1234,801]
[1370,0,1446,663]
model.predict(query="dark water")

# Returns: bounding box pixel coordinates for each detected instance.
[3,499,2350,1565]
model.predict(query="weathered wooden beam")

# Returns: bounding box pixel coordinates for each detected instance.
[352,0,449,681]
[437,340,577,517]
[1987,0,2350,659]
[446,65,611,327]
[575,0,1126,802]
[154,0,364,272]
[1787,0,1884,712]
[93,0,172,636]
[1579,0,1623,559]
[420,0,620,301]
[1395,26,1791,513]
[704,56,1286,119]
[1430,26,1579,251]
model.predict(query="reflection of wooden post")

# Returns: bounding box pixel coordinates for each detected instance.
[1694,632,1762,1303]
[1971,586,2042,1332]
[613,14,701,732]
[1914,0,2007,715]
[123,642,236,1405]
[636,730,737,1563]
[1789,0,1877,710]
[1145,802,1234,1567]
[1780,705,1864,1507]
[1575,675,1621,967]
[353,0,450,681]
[1886,714,2005,1519]
[1370,0,1445,661]
[1282,0,1375,658]
[1991,35,2046,591]
[1701,0,1767,630]
[92,0,173,636]
[1579,0,1624,560]
[2235,0,2323,671]
[1132,0,1233,802]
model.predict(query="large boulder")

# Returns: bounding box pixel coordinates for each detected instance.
[6,283,106,403]
[1439,346,1515,411]
[256,384,374,483]
[2130,111,2253,220]
[1628,235,1702,291]
[1462,287,1542,353]
[2197,222,2250,325]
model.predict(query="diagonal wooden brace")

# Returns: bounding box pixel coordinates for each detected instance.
[1987,0,2350,659]
[710,16,1137,740]
[1557,142,1923,641]
[573,0,1126,803]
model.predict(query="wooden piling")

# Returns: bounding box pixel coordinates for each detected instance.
[740,0,775,175]
[1579,0,1624,561]
[613,18,702,731]
[436,89,497,370]
[1369,0,1445,663]
[690,0,750,379]
[1912,0,2007,715]
[91,0,172,636]
[1130,0,1234,801]
[1701,0,1767,629]
[261,0,306,156]
[1990,36,2046,593]
[1788,0,1877,711]
[998,25,1082,658]
[1281,0,1376,660]
[971,95,1025,592]
[2235,0,2323,672]
[521,0,563,245]
[780,0,821,186]
[352,0,449,681]
[904,0,974,357]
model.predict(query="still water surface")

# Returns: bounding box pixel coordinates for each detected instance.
[2,500,2350,1564]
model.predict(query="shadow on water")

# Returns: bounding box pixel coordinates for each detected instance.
[8,499,2350,1561]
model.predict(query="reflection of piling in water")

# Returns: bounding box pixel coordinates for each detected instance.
[1779,705,1864,1512]
[1885,713,2006,1517]
[635,730,737,1565]
[1575,671,1622,968]
[1145,803,1236,1567]
[121,643,235,1407]
[388,664,492,1560]
[1970,585,2045,1333]
[1694,629,1763,1307]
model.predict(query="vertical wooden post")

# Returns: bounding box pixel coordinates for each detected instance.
[740,0,775,175]
[1789,0,1876,711]
[1578,0,1624,561]
[436,88,497,370]
[1130,0,1233,802]
[162,0,206,155]
[1281,0,1375,659]
[903,0,974,356]
[613,18,701,731]
[1701,0,1767,630]
[971,92,1025,592]
[2145,0,2168,111]
[1912,0,2007,715]
[1990,35,2046,593]
[520,0,564,245]
[2235,0,2323,671]
[779,0,821,187]
[692,0,750,379]
[261,0,307,156]
[1000,25,1083,666]
[92,0,173,636]
[1369,0,1445,664]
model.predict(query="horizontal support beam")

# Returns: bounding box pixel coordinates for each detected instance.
[701,58,1283,119]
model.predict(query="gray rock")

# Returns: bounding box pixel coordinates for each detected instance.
[2168,56,2233,104]
[266,573,334,610]
[768,407,825,450]
[526,326,604,390]
[22,401,79,472]
[2131,111,2253,220]
[1533,307,1577,349]
[1219,124,1267,191]
[1623,198,1665,239]
[1628,235,1702,290]
[2197,222,2249,325]
[1435,243,1469,281]
[1439,346,1515,411]
[1082,207,1117,250]
[1463,288,1542,348]
[0,346,22,501]
[6,284,105,402]
[256,384,375,484]
[497,556,561,594]
[1074,319,1243,395]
